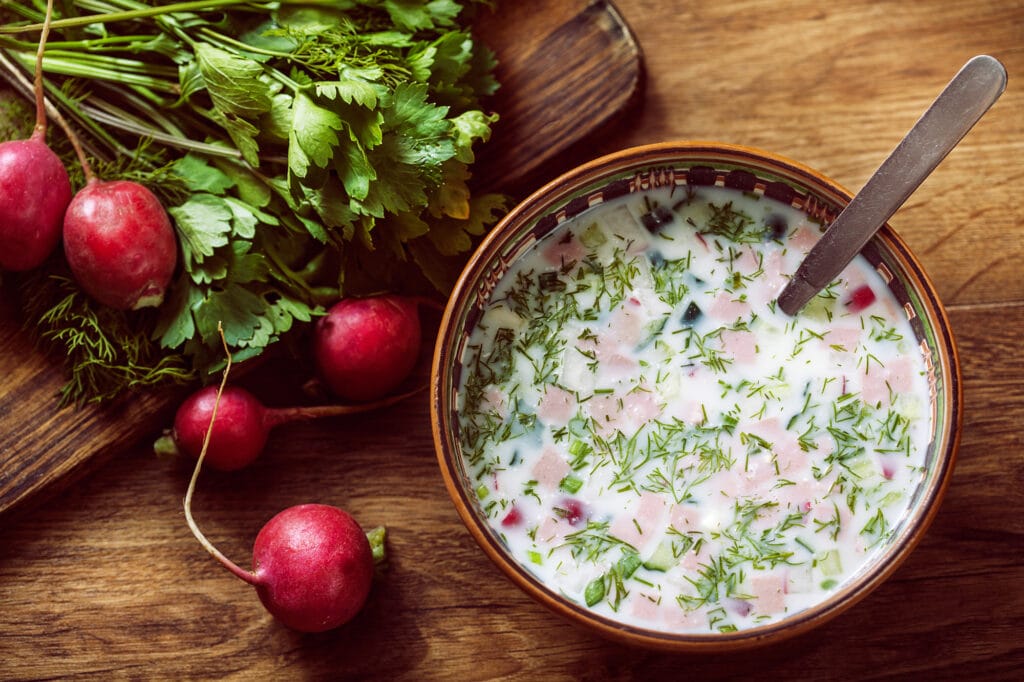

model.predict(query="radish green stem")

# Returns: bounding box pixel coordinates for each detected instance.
[0,47,127,158]
[183,321,259,587]
[80,104,250,160]
[406,296,447,313]
[7,51,181,91]
[0,0,340,34]
[31,0,55,138]
[43,35,168,51]
[196,27,297,60]
[0,48,96,176]
[263,385,426,430]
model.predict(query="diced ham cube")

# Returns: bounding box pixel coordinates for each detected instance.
[823,326,862,354]
[754,250,788,304]
[720,329,758,364]
[586,393,620,436]
[610,491,665,552]
[531,447,570,490]
[621,389,663,426]
[746,418,807,475]
[861,355,917,405]
[543,233,586,266]
[788,224,819,252]
[735,245,761,274]
[576,336,638,381]
[883,355,917,394]
[664,606,703,630]
[630,593,661,621]
[537,384,576,426]
[679,541,712,571]
[536,515,572,543]
[587,387,663,437]
[480,386,507,418]
[751,574,787,614]
[713,458,777,500]
[605,299,646,347]
[669,504,700,532]
[708,291,751,322]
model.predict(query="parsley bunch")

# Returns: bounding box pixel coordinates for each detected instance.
[0,0,504,403]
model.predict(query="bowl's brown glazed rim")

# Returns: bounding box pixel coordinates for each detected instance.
[431,141,962,652]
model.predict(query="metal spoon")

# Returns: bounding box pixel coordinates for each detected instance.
[776,55,1007,316]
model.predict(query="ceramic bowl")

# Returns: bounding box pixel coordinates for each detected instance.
[430,142,962,651]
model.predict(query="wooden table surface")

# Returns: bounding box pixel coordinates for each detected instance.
[2,1,1022,679]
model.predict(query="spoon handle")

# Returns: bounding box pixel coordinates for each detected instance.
[777,55,1007,316]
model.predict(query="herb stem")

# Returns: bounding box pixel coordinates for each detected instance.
[5,50,180,92]
[196,27,297,60]
[1,0,347,33]
[42,34,169,51]
[0,47,96,178]
[30,0,56,138]
[262,386,424,430]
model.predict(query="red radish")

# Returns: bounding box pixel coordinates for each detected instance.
[501,506,523,528]
[167,385,268,472]
[189,499,378,634]
[251,504,374,632]
[38,16,178,311]
[184,324,383,633]
[63,178,177,309]
[162,382,421,472]
[0,0,71,271]
[844,284,876,313]
[556,498,587,527]
[313,295,422,403]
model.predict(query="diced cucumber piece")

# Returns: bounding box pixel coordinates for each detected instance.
[617,550,642,579]
[568,439,591,457]
[848,457,876,481]
[584,576,606,606]
[642,539,677,572]
[580,222,607,248]
[559,474,583,494]
[816,549,842,577]
[879,491,903,507]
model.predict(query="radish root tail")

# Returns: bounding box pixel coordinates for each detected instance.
[183,321,259,586]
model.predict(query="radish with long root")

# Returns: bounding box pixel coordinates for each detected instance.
[0,0,71,271]
[313,294,425,403]
[160,382,422,472]
[185,323,384,633]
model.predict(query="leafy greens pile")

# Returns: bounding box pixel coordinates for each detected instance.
[0,0,504,404]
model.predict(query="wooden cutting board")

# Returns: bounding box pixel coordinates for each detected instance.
[0,0,643,519]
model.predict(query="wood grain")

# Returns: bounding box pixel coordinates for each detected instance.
[0,290,177,520]
[1,0,1023,679]
[471,0,644,195]
[0,0,643,520]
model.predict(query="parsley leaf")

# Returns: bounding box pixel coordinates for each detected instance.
[169,194,234,268]
[11,0,506,403]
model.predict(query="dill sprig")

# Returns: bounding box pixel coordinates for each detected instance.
[19,272,194,405]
